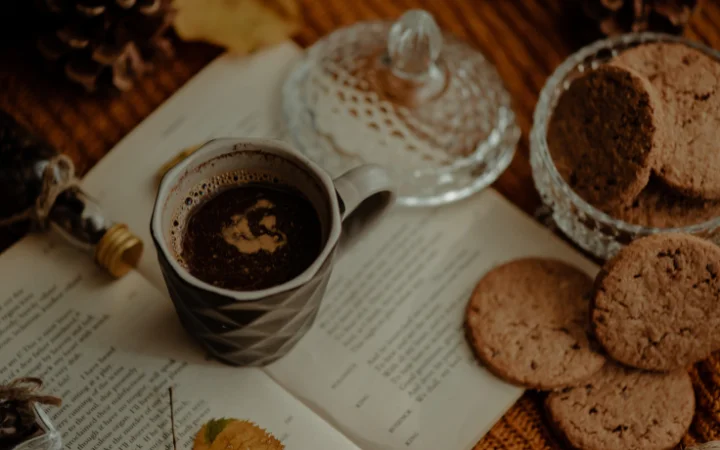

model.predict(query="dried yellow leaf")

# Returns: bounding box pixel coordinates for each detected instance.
[193,424,212,450]
[173,0,301,54]
[193,419,284,450]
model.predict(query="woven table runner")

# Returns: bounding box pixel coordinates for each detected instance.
[1,0,719,448]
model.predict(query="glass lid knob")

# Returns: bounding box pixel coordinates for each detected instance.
[384,10,446,106]
[387,10,442,79]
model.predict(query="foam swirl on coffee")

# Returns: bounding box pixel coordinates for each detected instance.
[220,199,288,255]
[170,169,283,265]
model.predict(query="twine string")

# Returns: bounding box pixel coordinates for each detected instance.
[0,154,79,229]
[0,377,61,407]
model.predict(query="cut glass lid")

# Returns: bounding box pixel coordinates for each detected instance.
[283,10,519,206]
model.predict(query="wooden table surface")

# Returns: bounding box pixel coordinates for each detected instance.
[2,1,720,448]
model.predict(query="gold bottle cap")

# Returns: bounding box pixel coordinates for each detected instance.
[95,223,144,278]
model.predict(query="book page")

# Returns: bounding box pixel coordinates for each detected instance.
[266,190,598,450]
[79,42,301,290]
[0,234,359,449]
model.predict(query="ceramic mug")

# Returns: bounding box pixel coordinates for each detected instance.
[151,138,395,366]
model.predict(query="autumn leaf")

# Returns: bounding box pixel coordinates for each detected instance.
[173,0,301,54]
[193,418,284,450]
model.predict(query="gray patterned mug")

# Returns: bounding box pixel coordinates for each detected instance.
[151,138,395,366]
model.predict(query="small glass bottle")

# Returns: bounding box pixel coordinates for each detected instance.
[0,111,142,277]
[9,404,62,450]
[0,378,62,450]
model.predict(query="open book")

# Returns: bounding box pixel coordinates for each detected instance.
[0,42,597,450]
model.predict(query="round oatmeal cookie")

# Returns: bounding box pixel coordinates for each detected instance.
[610,178,720,228]
[592,233,720,371]
[465,258,606,390]
[547,64,663,212]
[545,363,694,450]
[611,42,696,81]
[614,42,720,199]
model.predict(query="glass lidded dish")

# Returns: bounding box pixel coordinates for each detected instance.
[283,10,520,206]
[531,32,720,260]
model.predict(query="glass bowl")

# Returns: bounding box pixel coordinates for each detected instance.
[531,32,720,260]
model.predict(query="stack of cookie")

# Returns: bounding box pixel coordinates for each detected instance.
[548,42,720,228]
[465,233,720,450]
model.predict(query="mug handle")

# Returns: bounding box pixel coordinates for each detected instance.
[333,164,396,233]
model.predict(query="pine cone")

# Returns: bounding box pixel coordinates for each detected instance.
[582,0,700,35]
[33,0,176,92]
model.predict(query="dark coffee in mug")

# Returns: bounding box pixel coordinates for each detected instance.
[172,170,322,291]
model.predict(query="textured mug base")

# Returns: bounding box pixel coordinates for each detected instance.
[157,246,336,367]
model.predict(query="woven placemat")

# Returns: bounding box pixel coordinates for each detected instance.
[1,0,720,448]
